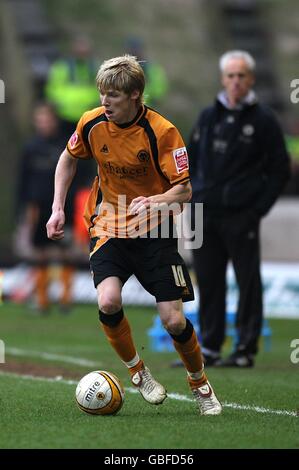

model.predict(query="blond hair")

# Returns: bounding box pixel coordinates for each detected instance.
[96,55,145,103]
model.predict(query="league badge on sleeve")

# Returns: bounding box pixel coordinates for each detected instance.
[69,131,79,149]
[173,147,189,173]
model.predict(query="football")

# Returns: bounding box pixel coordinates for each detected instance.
[75,370,125,415]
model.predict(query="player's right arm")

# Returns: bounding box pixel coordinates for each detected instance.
[46,149,78,240]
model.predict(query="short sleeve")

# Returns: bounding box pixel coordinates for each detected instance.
[158,126,190,185]
[66,114,93,159]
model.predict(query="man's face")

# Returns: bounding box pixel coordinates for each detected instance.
[34,106,58,137]
[100,89,140,124]
[221,58,255,104]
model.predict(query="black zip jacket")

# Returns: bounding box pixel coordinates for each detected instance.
[188,99,291,216]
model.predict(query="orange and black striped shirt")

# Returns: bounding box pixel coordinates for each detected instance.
[67,105,190,238]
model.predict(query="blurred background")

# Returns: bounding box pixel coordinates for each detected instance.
[0,0,299,314]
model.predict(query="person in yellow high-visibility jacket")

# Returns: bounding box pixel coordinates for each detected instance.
[45,36,100,133]
[125,36,168,109]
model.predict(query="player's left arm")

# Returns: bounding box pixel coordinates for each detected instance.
[129,181,192,215]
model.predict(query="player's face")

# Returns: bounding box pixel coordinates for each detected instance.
[221,58,255,105]
[100,89,140,124]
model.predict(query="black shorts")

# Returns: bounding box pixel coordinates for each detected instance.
[33,210,54,248]
[89,236,194,303]
[33,212,71,249]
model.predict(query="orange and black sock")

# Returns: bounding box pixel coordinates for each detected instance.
[170,319,207,387]
[99,309,143,375]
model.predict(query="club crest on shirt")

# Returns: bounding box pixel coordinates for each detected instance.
[137,150,150,162]
[101,144,109,153]
[69,131,79,149]
[173,147,189,173]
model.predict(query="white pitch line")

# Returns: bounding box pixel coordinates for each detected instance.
[221,402,297,417]
[0,371,297,418]
[0,371,78,385]
[6,347,100,368]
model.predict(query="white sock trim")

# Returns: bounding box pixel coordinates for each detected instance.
[123,353,141,369]
[187,368,205,381]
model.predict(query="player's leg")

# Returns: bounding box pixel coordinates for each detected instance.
[157,299,222,415]
[35,260,50,312]
[91,238,166,404]
[97,276,167,405]
[97,276,141,369]
[60,263,74,312]
[135,236,222,414]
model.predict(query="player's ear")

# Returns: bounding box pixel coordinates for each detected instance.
[130,89,140,101]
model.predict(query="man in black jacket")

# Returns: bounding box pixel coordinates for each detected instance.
[188,50,290,367]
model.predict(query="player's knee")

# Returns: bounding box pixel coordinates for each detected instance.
[162,312,186,335]
[98,292,122,314]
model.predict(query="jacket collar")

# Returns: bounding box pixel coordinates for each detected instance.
[216,90,258,110]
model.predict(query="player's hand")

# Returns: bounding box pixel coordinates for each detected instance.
[128,196,152,215]
[46,210,65,240]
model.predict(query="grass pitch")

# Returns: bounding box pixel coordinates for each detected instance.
[0,302,298,449]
